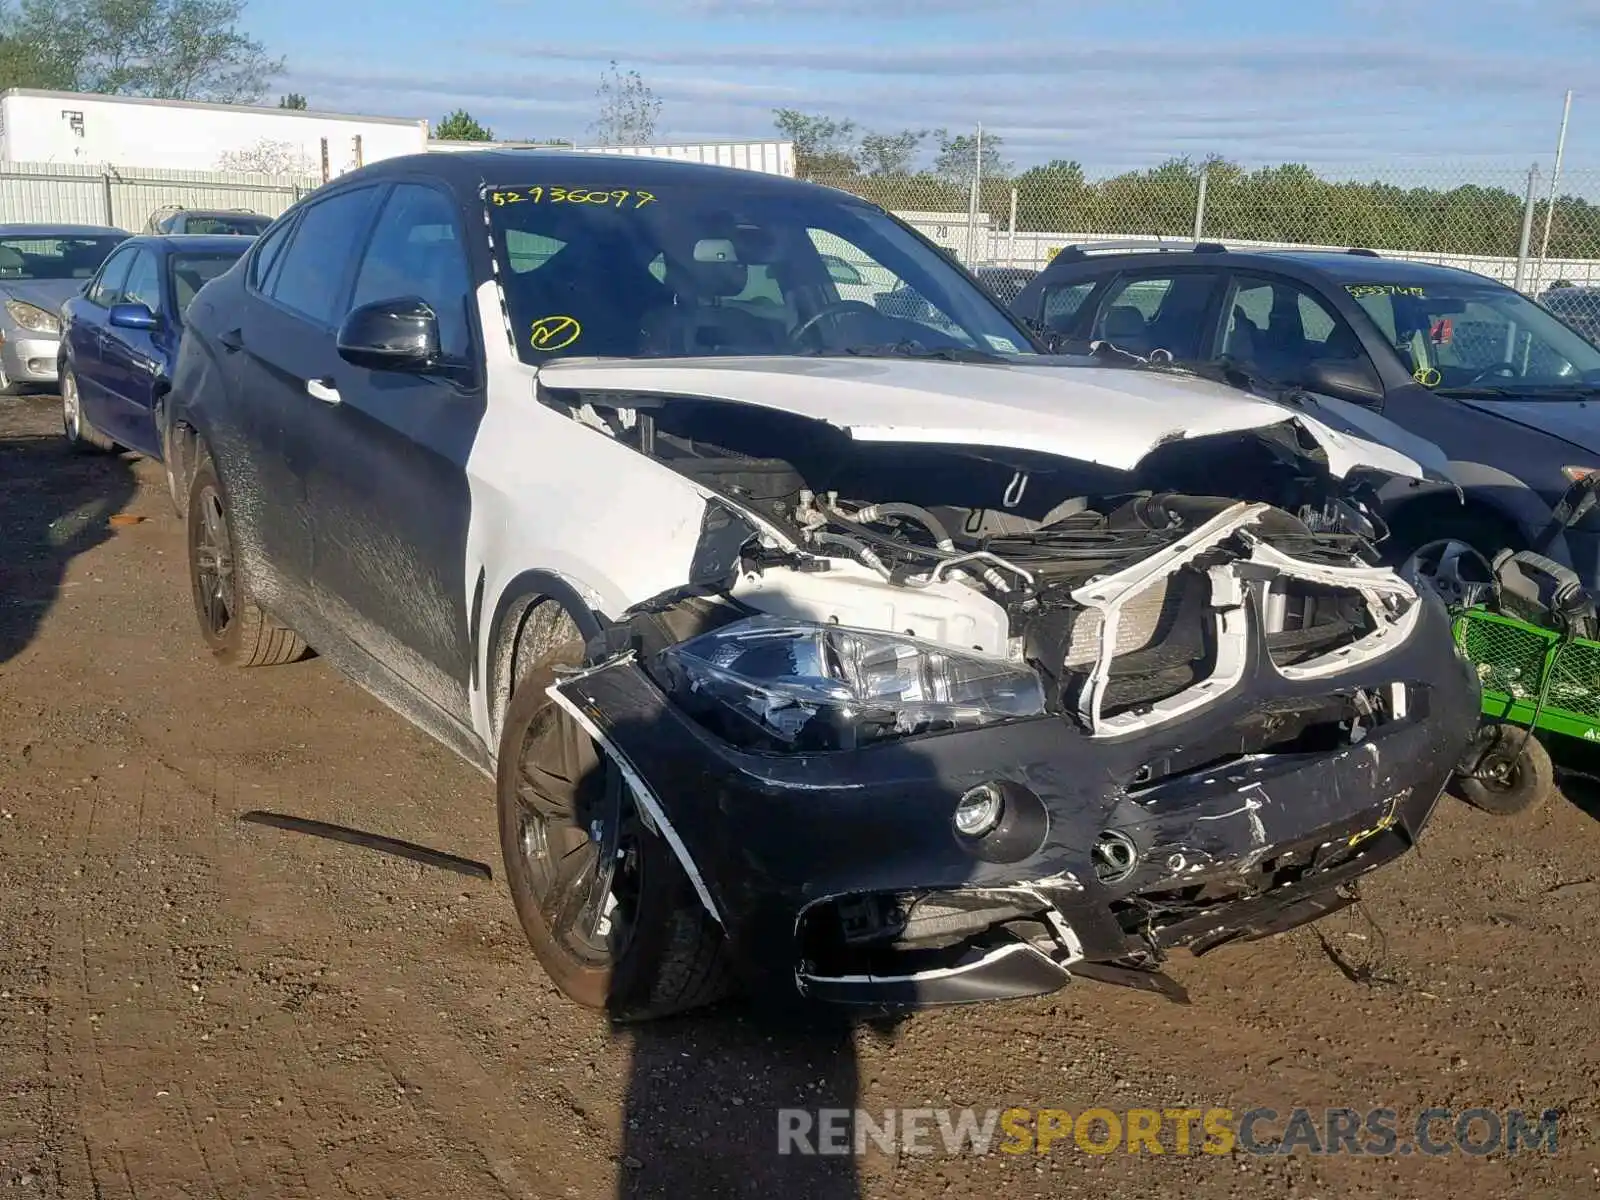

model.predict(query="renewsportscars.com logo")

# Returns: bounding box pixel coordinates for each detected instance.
[777,1106,1563,1158]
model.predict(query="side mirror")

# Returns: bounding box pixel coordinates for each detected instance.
[336,297,440,372]
[1301,358,1385,407]
[108,302,158,330]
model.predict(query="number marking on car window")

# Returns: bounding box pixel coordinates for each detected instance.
[490,187,656,209]
[529,315,582,351]
[1412,366,1442,387]
[1347,284,1426,298]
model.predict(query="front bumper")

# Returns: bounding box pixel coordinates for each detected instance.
[1,331,62,385]
[551,593,1481,1009]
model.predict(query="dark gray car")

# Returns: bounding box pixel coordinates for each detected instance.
[1013,243,1600,590]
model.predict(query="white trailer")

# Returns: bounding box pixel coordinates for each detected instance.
[0,89,429,179]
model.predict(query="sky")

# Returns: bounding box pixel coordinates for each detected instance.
[257,0,1600,178]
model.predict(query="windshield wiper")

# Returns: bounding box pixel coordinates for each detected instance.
[805,341,1012,364]
[1436,383,1600,399]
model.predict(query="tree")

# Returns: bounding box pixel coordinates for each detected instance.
[278,91,306,109]
[772,109,859,178]
[215,137,314,175]
[590,60,660,147]
[11,0,282,102]
[857,128,928,177]
[932,128,1011,186]
[0,33,66,90]
[434,108,493,141]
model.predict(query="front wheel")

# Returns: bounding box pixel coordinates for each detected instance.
[1452,722,1555,815]
[496,636,731,1021]
[186,458,308,668]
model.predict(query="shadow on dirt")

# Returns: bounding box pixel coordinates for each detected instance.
[1549,736,1600,824]
[615,1005,880,1199]
[0,419,138,667]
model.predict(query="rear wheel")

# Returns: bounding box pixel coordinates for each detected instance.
[60,366,114,452]
[186,458,307,667]
[1452,722,1555,815]
[496,636,730,1021]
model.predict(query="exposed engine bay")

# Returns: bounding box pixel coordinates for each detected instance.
[526,362,1479,1011]
[544,387,1420,747]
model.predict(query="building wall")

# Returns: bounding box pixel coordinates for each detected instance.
[0,90,428,176]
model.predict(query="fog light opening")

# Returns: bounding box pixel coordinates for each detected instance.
[954,783,1005,839]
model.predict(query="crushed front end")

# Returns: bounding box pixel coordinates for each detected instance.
[548,484,1481,1009]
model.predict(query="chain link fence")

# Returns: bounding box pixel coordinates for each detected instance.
[811,164,1600,333]
[0,161,318,234]
[5,155,1599,339]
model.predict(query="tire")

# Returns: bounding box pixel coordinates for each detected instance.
[60,365,114,452]
[186,458,308,668]
[1452,722,1555,816]
[497,636,731,1022]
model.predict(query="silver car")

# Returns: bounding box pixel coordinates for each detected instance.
[0,223,128,395]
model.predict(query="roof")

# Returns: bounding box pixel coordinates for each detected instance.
[1249,249,1502,285]
[122,233,257,253]
[0,87,427,129]
[1044,243,1510,288]
[0,222,126,238]
[331,149,847,201]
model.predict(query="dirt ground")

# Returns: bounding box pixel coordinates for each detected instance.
[2,391,1598,1200]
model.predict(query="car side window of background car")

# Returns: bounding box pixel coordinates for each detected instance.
[120,249,163,316]
[86,246,136,308]
[248,218,295,292]
[1090,273,1218,360]
[1042,282,1094,332]
[263,186,383,326]
[349,183,474,360]
[1221,275,1376,384]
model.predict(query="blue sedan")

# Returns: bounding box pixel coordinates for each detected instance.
[58,234,252,458]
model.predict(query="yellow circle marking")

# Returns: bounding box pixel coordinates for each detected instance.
[529,315,581,352]
[1412,366,1441,387]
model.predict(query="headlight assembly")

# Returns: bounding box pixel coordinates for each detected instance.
[4,300,60,336]
[654,616,1047,752]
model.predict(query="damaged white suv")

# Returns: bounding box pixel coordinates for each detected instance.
[164,151,1481,1020]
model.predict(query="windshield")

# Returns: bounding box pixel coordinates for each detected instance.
[485,181,1035,363]
[0,235,122,282]
[185,214,270,236]
[171,250,247,318]
[1346,280,1600,394]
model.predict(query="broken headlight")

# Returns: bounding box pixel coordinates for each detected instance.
[655,616,1048,751]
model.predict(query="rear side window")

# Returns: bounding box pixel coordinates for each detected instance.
[249,218,295,291]
[1042,282,1094,331]
[264,186,383,325]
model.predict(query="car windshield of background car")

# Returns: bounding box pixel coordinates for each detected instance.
[1347,281,1600,393]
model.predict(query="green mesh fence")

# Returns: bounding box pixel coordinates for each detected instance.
[1455,609,1600,722]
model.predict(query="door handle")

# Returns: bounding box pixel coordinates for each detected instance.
[305,378,341,405]
[217,328,243,352]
